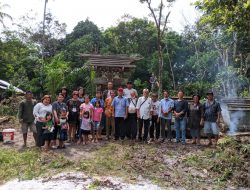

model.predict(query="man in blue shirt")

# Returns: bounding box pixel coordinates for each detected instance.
[111,88,129,140]
[159,90,174,142]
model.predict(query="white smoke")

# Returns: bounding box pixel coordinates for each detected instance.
[228,111,246,134]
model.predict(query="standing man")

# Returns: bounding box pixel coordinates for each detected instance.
[173,90,189,145]
[18,91,37,147]
[103,82,116,100]
[201,91,221,146]
[111,88,128,140]
[104,90,115,140]
[159,90,174,143]
[136,89,152,142]
[127,91,138,142]
[124,81,138,99]
[148,93,160,143]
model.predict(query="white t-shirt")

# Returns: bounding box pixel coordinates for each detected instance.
[123,88,138,99]
[128,98,137,114]
[151,100,160,116]
[33,103,52,122]
[136,96,152,120]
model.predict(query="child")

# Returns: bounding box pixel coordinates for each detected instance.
[42,112,54,151]
[78,111,91,145]
[92,100,103,142]
[149,93,160,144]
[57,109,69,149]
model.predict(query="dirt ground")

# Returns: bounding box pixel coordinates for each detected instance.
[0,119,213,160]
[0,118,249,190]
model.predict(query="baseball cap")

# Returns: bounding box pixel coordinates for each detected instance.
[118,88,124,92]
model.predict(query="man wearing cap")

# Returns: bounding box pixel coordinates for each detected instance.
[111,88,129,140]
[18,91,37,147]
[123,81,138,99]
[201,91,221,146]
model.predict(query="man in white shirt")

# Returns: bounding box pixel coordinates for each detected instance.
[136,89,152,142]
[123,81,138,99]
[149,93,160,143]
[127,91,138,141]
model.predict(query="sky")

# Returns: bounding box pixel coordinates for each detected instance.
[1,0,200,34]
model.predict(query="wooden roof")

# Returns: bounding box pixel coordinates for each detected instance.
[78,54,142,68]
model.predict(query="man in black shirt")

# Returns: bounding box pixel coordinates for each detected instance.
[173,90,188,144]
[201,91,221,146]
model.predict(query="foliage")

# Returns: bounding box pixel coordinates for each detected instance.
[0,105,17,116]
[194,0,250,33]
[0,5,249,98]
[184,136,250,187]
[44,53,69,99]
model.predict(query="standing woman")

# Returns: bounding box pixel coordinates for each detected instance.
[61,86,70,104]
[189,95,203,145]
[33,95,52,147]
[78,87,85,103]
[67,91,81,143]
[52,93,68,148]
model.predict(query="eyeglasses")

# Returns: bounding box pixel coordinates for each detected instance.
[73,94,79,96]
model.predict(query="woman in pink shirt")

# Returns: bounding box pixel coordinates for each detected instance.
[93,100,103,142]
[80,95,94,141]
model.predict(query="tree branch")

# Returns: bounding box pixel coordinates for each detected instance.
[161,11,171,37]
[145,0,160,29]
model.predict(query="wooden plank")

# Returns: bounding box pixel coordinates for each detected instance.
[88,64,136,68]
[89,59,132,64]
[89,61,131,65]
[78,53,142,61]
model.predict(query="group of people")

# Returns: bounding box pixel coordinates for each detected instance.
[18,81,222,151]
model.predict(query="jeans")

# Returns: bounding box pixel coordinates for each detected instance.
[161,118,172,140]
[150,115,160,139]
[115,117,126,140]
[138,118,150,141]
[175,118,187,143]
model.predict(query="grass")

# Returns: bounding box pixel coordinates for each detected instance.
[183,137,250,188]
[0,148,72,184]
[0,137,249,189]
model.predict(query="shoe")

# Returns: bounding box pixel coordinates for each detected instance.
[182,141,186,145]
[148,139,154,144]
[176,140,181,143]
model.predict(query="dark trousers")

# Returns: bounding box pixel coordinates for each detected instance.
[138,118,150,141]
[150,115,160,139]
[161,118,172,140]
[127,113,137,140]
[115,117,126,140]
[36,121,45,147]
